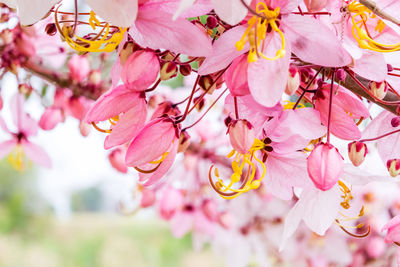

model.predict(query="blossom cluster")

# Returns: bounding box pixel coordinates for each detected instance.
[2,0,400,265]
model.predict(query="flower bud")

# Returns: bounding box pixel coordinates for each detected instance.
[108,148,128,173]
[391,117,400,127]
[348,141,367,166]
[387,64,394,72]
[285,66,300,95]
[228,120,256,154]
[369,81,387,100]
[178,131,190,153]
[45,23,57,36]
[387,159,400,177]
[140,189,156,208]
[179,64,191,76]
[382,215,400,243]
[193,96,205,112]
[206,16,218,29]
[39,107,64,130]
[304,0,328,12]
[68,55,90,83]
[307,143,344,191]
[335,68,346,82]
[88,70,102,85]
[119,42,135,65]
[160,61,178,81]
[199,75,216,94]
[79,121,91,137]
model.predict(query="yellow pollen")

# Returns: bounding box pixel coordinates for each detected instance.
[348,1,400,52]
[55,8,126,53]
[235,2,286,62]
[209,138,266,199]
[338,180,353,209]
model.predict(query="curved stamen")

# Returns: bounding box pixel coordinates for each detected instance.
[336,219,371,238]
[134,163,162,174]
[91,122,112,133]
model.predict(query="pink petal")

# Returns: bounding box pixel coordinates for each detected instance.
[20,140,52,168]
[334,85,370,119]
[110,57,122,89]
[125,119,176,167]
[264,152,313,200]
[104,99,147,149]
[283,15,352,67]
[352,52,387,82]
[85,85,141,122]
[0,140,17,159]
[224,54,250,96]
[247,33,291,107]
[142,0,212,19]
[0,117,10,133]
[130,9,212,57]
[210,0,250,25]
[170,211,194,238]
[85,0,138,27]
[198,26,249,75]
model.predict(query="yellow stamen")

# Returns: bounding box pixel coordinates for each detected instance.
[236,3,285,62]
[91,122,112,133]
[8,145,30,172]
[149,152,170,164]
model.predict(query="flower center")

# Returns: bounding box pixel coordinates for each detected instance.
[8,145,29,172]
[235,2,286,62]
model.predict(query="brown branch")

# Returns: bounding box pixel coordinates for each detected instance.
[359,0,400,26]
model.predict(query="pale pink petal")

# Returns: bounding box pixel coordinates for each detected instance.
[224,54,250,96]
[0,117,10,133]
[14,0,58,25]
[247,33,291,107]
[2,0,16,8]
[130,9,212,57]
[125,119,176,167]
[142,0,212,19]
[170,211,194,238]
[334,85,370,119]
[362,110,392,140]
[104,99,147,149]
[264,152,313,200]
[20,140,52,168]
[85,0,138,27]
[111,55,122,89]
[0,140,17,159]
[85,85,140,122]
[211,0,250,25]
[194,210,215,236]
[283,15,352,67]
[341,164,391,185]
[352,52,387,82]
[198,26,249,75]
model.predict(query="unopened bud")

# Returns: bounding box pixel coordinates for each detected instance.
[18,83,32,95]
[199,75,216,94]
[178,131,190,153]
[348,141,367,166]
[335,68,347,82]
[88,70,101,85]
[387,159,400,177]
[392,117,400,127]
[369,81,387,100]
[304,0,328,12]
[179,64,192,76]
[160,61,178,81]
[285,66,300,95]
[206,16,218,29]
[387,64,394,72]
[228,120,255,154]
[119,42,135,65]
[45,23,57,36]
[193,96,205,111]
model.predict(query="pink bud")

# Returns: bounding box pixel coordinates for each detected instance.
[206,16,218,29]
[348,141,367,166]
[382,215,400,243]
[304,0,329,12]
[68,55,90,83]
[285,66,300,95]
[39,107,64,130]
[121,50,160,91]
[387,159,400,177]
[228,119,256,154]
[108,148,128,173]
[391,117,400,127]
[158,187,184,220]
[307,143,344,191]
[366,237,386,258]
[335,68,347,82]
[79,121,91,137]
[202,199,218,222]
[369,81,387,100]
[224,54,250,96]
[140,189,156,208]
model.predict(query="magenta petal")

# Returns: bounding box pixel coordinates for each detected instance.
[20,140,52,168]
[198,26,249,75]
[125,119,176,167]
[130,9,212,57]
[85,85,140,123]
[247,34,290,107]
[283,15,352,67]
[104,99,147,149]
[0,140,17,158]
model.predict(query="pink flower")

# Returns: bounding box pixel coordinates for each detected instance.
[307,143,344,191]
[382,215,400,243]
[0,93,51,170]
[67,55,90,83]
[125,117,179,186]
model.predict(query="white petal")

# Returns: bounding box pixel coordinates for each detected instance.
[16,0,58,25]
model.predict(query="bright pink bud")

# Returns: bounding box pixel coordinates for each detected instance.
[121,50,160,91]
[387,159,400,177]
[158,187,184,220]
[369,81,387,100]
[202,199,218,222]
[348,141,367,167]
[304,0,329,12]
[382,215,400,243]
[228,119,255,154]
[391,117,400,127]
[307,143,344,191]
[68,55,90,83]
[39,107,64,130]
[366,237,386,258]
[140,189,156,208]
[224,54,250,96]
[108,148,128,173]
[335,68,347,82]
[285,66,300,95]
